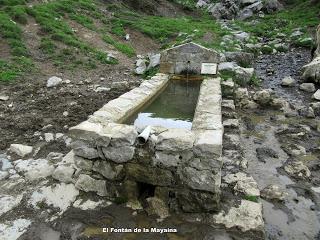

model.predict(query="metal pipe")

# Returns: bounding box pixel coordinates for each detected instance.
[138,126,152,145]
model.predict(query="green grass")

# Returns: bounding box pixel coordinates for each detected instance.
[244,195,259,203]
[103,34,135,57]
[113,10,229,50]
[0,57,33,82]
[234,0,320,45]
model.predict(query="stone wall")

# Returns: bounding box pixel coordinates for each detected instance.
[160,42,220,74]
[67,74,223,213]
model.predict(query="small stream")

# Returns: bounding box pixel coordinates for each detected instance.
[241,124,320,239]
[245,49,320,239]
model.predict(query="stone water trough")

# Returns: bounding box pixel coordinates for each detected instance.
[68,43,223,213]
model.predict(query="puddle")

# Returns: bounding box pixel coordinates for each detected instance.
[126,80,201,130]
[241,118,320,239]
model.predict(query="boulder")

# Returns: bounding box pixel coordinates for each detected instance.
[10,144,33,157]
[224,172,260,196]
[313,89,320,100]
[135,59,147,75]
[281,76,295,86]
[147,53,161,69]
[234,67,255,85]
[70,141,99,159]
[47,76,62,88]
[263,0,283,13]
[261,184,287,201]
[253,89,274,105]
[302,57,320,83]
[218,62,238,72]
[284,161,311,179]
[299,83,316,92]
[224,52,255,67]
[0,95,9,101]
[213,200,264,232]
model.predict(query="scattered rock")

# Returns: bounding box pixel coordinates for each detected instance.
[147,53,161,69]
[213,200,264,232]
[135,59,147,75]
[14,158,55,181]
[261,185,287,201]
[10,144,33,157]
[0,95,9,101]
[284,161,311,179]
[44,133,55,142]
[299,83,316,93]
[47,76,63,88]
[313,89,320,100]
[256,147,279,163]
[281,76,295,86]
[224,172,260,196]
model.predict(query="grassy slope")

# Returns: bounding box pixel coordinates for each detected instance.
[0,0,319,82]
[235,0,320,46]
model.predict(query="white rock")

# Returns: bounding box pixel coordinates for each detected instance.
[44,133,55,142]
[299,83,315,92]
[224,172,260,196]
[0,195,23,217]
[148,53,161,69]
[0,95,9,101]
[135,59,147,75]
[0,171,9,180]
[14,159,55,181]
[261,184,287,201]
[47,76,63,88]
[213,200,264,232]
[10,144,33,157]
[52,165,75,183]
[0,219,32,240]
[281,76,295,86]
[313,89,320,100]
[29,183,79,212]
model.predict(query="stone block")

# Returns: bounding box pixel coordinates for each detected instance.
[126,163,173,186]
[93,161,124,181]
[75,174,108,197]
[156,129,195,152]
[180,167,221,193]
[102,146,135,163]
[193,130,223,158]
[153,151,193,168]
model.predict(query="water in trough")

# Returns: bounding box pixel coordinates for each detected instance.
[126,80,201,130]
